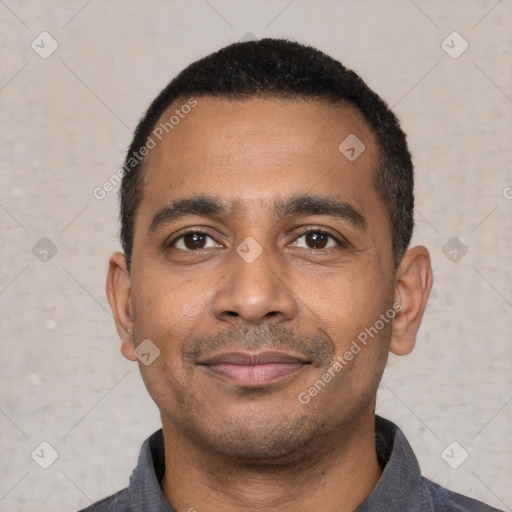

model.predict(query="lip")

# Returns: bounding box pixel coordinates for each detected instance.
[199,350,310,365]
[198,351,311,386]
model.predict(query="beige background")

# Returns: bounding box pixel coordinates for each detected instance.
[1,1,511,510]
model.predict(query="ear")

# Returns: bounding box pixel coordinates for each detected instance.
[106,252,137,361]
[390,245,433,356]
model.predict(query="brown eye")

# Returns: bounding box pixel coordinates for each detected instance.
[305,232,329,249]
[294,231,338,250]
[172,232,221,251]
[183,233,206,249]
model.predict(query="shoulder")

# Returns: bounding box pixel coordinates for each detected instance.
[420,477,505,512]
[76,488,129,512]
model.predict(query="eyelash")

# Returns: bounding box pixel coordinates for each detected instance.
[164,227,349,252]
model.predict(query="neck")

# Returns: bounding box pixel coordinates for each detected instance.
[161,410,382,512]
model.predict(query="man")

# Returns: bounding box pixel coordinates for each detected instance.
[82,39,503,511]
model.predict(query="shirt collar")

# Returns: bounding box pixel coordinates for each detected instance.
[127,427,174,511]
[355,415,423,511]
[128,415,423,511]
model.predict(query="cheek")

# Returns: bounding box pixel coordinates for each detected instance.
[295,261,390,334]
[131,271,200,409]
[130,266,208,341]
[300,264,394,390]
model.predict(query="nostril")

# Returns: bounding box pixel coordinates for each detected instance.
[226,311,239,317]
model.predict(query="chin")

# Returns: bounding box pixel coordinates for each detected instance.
[190,411,327,468]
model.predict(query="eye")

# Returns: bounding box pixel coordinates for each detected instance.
[171,231,222,251]
[166,228,346,253]
[292,230,341,250]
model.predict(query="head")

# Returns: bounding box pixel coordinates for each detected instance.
[107,39,432,464]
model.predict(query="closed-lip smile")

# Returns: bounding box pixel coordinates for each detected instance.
[198,351,311,386]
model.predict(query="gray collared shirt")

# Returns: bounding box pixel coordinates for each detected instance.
[78,416,504,511]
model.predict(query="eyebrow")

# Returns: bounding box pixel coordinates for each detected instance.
[148,194,367,233]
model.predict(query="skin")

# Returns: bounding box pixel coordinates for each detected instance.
[106,97,433,512]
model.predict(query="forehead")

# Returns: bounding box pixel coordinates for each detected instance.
[135,96,386,234]
[159,97,373,156]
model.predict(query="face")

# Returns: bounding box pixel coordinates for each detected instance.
[109,97,419,464]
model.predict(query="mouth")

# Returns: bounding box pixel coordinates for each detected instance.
[198,351,312,386]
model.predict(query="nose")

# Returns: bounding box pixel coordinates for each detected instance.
[212,248,298,327]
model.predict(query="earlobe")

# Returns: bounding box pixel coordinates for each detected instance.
[389,246,433,356]
[106,252,137,361]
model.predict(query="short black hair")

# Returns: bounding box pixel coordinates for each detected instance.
[119,38,414,271]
